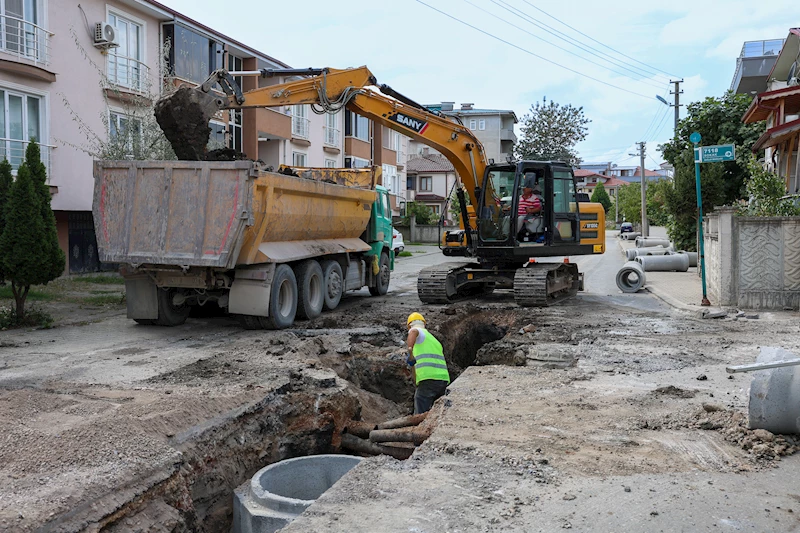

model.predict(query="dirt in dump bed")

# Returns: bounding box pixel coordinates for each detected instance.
[154,86,213,160]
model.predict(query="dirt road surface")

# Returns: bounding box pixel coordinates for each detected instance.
[2,238,800,532]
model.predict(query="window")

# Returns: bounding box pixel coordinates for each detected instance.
[382,164,399,195]
[324,112,339,146]
[428,204,440,215]
[163,23,219,84]
[345,156,370,169]
[345,110,370,142]
[292,152,307,167]
[107,11,143,90]
[325,158,337,168]
[0,88,41,169]
[469,119,477,130]
[407,175,416,190]
[109,110,142,157]
[419,176,432,192]
[227,54,243,152]
[383,129,400,151]
[478,119,486,130]
[292,105,309,138]
[208,120,226,149]
[1,0,42,59]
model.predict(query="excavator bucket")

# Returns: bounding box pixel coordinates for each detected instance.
[154,86,227,160]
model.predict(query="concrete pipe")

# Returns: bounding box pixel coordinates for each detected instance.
[678,251,698,267]
[635,237,672,248]
[625,247,670,261]
[233,455,362,533]
[622,232,641,241]
[615,261,646,293]
[749,347,800,434]
[635,254,690,272]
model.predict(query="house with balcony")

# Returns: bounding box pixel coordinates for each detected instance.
[742,29,800,192]
[730,38,785,95]
[425,102,517,163]
[0,0,344,273]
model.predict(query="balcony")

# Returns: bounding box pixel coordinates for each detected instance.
[106,54,151,94]
[324,126,340,147]
[500,128,517,142]
[731,39,785,95]
[0,137,53,176]
[256,108,291,140]
[292,116,310,139]
[0,14,51,67]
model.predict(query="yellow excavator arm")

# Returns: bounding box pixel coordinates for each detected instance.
[155,66,488,208]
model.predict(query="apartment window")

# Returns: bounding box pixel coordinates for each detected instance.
[382,164,399,195]
[163,23,220,84]
[0,88,41,169]
[227,54,243,152]
[383,129,400,151]
[469,119,477,130]
[419,176,432,192]
[345,110,370,142]
[325,158,337,168]
[107,11,143,90]
[345,156,370,169]
[428,204,440,215]
[208,120,226,149]
[292,151,307,167]
[324,112,339,146]
[478,119,486,130]
[109,110,142,157]
[407,175,415,190]
[1,0,42,59]
[292,105,309,139]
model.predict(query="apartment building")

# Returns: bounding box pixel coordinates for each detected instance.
[426,102,518,163]
[405,149,457,224]
[0,0,344,273]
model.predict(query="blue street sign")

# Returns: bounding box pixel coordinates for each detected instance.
[690,132,702,144]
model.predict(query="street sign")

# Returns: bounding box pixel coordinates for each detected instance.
[696,144,736,163]
[690,132,702,144]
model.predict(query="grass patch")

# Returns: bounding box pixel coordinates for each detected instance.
[0,305,53,330]
[72,274,125,285]
[397,251,413,257]
[80,293,125,306]
[0,285,58,301]
[89,289,119,295]
[414,250,428,254]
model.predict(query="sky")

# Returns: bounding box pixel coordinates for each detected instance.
[162,0,797,169]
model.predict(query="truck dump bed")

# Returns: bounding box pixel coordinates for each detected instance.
[93,161,379,269]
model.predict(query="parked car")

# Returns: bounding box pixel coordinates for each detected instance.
[620,222,634,234]
[392,228,405,254]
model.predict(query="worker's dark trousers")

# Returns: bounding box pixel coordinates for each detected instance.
[414,379,449,414]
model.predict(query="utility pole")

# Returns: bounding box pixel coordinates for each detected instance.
[630,142,648,236]
[670,79,683,134]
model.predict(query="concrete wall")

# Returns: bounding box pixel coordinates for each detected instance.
[396,220,444,244]
[705,207,800,309]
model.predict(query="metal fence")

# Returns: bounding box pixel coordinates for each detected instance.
[106,54,151,93]
[324,126,340,146]
[0,13,51,67]
[740,39,785,58]
[0,137,53,176]
[292,116,310,139]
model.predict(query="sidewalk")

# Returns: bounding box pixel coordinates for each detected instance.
[617,235,711,312]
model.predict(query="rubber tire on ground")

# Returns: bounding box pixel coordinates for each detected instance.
[369,252,391,296]
[154,288,190,327]
[295,260,324,320]
[321,259,343,311]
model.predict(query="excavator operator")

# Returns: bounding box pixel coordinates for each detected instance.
[517,173,544,242]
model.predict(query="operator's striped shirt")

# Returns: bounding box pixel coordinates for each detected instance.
[518,194,542,215]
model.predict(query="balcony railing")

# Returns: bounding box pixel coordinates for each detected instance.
[0,14,52,67]
[106,54,151,93]
[740,39,785,58]
[292,116,310,139]
[0,137,53,176]
[324,126,340,147]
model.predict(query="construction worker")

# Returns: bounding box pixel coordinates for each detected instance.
[405,312,450,414]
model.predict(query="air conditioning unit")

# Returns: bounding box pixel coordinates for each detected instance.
[93,22,119,48]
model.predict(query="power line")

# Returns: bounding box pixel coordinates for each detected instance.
[490,0,667,87]
[518,0,681,80]
[412,0,653,100]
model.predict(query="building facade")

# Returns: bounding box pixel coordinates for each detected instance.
[405,150,457,224]
[0,0,345,273]
[426,102,517,164]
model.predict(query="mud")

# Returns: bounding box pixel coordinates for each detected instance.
[154,86,217,160]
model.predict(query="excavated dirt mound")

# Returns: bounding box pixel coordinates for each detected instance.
[154,86,215,160]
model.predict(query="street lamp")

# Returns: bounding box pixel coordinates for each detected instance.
[656,95,670,106]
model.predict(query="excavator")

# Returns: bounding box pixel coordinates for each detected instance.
[154,66,605,307]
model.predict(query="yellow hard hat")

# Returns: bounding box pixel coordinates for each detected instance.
[407,312,426,325]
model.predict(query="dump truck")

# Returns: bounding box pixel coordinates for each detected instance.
[93,160,393,328]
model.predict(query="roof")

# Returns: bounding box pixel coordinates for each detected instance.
[743,85,800,123]
[425,105,518,122]
[766,28,800,84]
[631,166,662,177]
[413,194,446,202]
[406,155,455,173]
[752,117,800,151]
[574,169,601,178]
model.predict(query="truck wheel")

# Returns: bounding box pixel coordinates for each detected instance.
[267,264,298,329]
[155,288,190,327]
[295,260,324,320]
[369,251,390,296]
[321,260,343,311]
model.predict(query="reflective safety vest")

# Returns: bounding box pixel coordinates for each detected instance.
[412,328,450,385]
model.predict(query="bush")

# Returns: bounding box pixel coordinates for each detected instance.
[738,155,800,217]
[402,201,437,225]
[0,304,53,330]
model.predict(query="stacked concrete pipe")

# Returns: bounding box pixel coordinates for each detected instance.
[616,261,646,293]
[621,232,641,241]
[635,237,672,248]
[678,251,698,267]
[625,247,671,261]
[635,253,690,272]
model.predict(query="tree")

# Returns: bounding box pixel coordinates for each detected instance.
[590,182,612,214]
[646,179,673,227]
[402,201,437,225]
[0,164,48,319]
[25,141,65,281]
[660,91,763,250]
[617,182,641,224]
[740,154,800,217]
[449,190,471,225]
[0,159,12,283]
[515,99,590,166]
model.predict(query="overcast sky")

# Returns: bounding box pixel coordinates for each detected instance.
[163,0,796,168]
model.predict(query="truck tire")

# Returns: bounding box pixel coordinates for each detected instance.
[369,251,390,296]
[321,259,343,311]
[155,288,190,327]
[295,260,324,320]
[267,264,298,329]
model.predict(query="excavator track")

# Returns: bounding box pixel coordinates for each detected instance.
[513,263,580,307]
[417,262,477,304]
